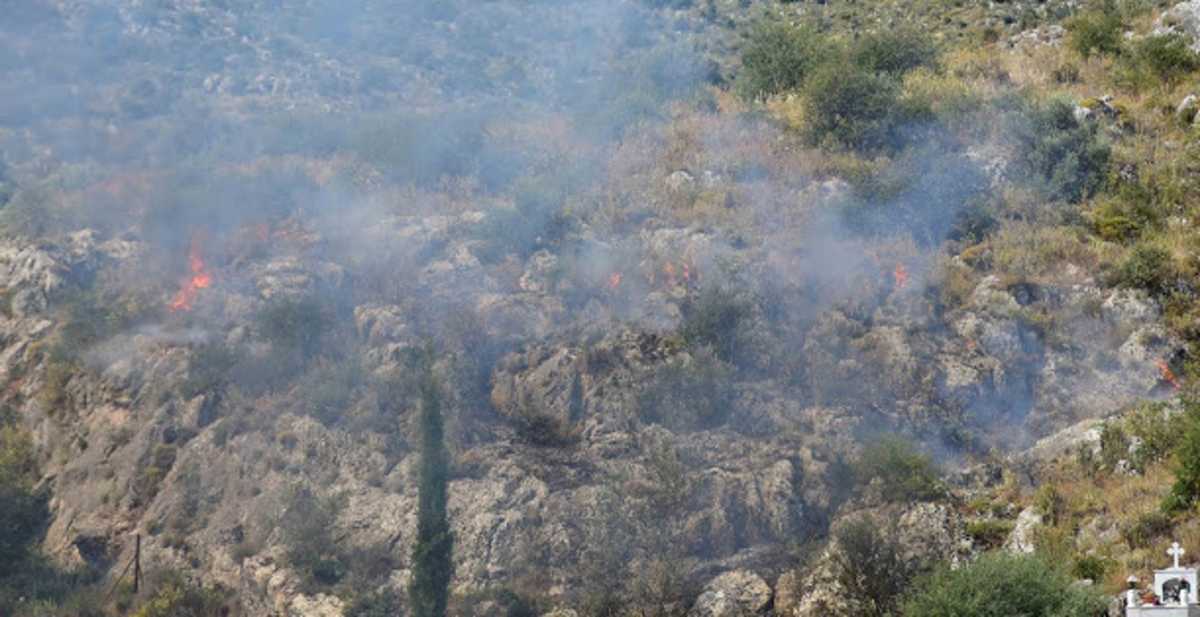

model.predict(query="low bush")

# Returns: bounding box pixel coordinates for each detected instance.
[474,173,578,264]
[735,21,834,100]
[298,360,363,426]
[1121,510,1173,548]
[1034,484,1066,526]
[1090,195,1157,243]
[852,435,944,503]
[1112,243,1175,297]
[1009,97,1111,203]
[1072,554,1111,582]
[132,444,177,505]
[1164,403,1200,513]
[255,297,333,359]
[454,587,540,617]
[281,487,347,590]
[851,29,938,76]
[901,553,1106,617]
[831,517,916,617]
[803,65,905,151]
[678,285,755,366]
[1125,33,1200,87]
[638,347,735,432]
[131,574,230,617]
[1066,3,1123,59]
[0,420,42,574]
[346,589,404,617]
[179,342,239,399]
[966,519,1016,549]
[1125,402,1179,471]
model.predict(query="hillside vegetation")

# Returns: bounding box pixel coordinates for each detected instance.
[3,0,1200,616]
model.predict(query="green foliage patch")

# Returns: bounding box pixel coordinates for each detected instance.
[902,553,1106,617]
[853,435,945,503]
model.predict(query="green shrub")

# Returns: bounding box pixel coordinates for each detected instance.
[180,342,239,399]
[965,519,1015,550]
[1098,422,1130,471]
[298,360,363,426]
[902,553,1106,617]
[133,444,177,504]
[831,517,916,617]
[1066,4,1124,58]
[638,347,734,432]
[456,588,540,617]
[803,65,905,151]
[411,353,454,617]
[1010,97,1111,203]
[474,173,578,264]
[256,297,332,359]
[851,29,938,76]
[1127,33,1200,86]
[1164,404,1200,513]
[678,285,754,366]
[1121,510,1173,547]
[346,589,404,617]
[1034,485,1066,526]
[853,435,944,503]
[349,111,486,188]
[736,21,835,100]
[1126,402,1180,471]
[0,484,47,579]
[0,417,36,489]
[1072,554,1111,582]
[1112,243,1174,297]
[131,574,229,617]
[1091,195,1157,243]
[281,487,346,590]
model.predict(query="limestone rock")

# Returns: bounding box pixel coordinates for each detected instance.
[288,594,344,617]
[1156,1,1200,52]
[1004,507,1043,554]
[666,170,695,192]
[1177,94,1199,123]
[688,570,772,617]
[774,570,802,617]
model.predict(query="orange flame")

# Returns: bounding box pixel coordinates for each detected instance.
[607,272,622,291]
[168,236,213,312]
[663,262,677,288]
[1156,358,1182,391]
[894,263,909,290]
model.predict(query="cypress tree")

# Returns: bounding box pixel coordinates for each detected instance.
[409,354,453,617]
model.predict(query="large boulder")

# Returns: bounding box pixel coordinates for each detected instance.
[688,570,772,617]
[1156,1,1200,52]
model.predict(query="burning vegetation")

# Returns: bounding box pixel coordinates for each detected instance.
[168,235,213,312]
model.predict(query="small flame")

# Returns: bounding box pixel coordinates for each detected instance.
[1156,358,1182,391]
[168,236,213,312]
[894,263,909,290]
[663,262,677,288]
[607,272,622,291]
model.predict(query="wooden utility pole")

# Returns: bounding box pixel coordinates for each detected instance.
[133,534,141,594]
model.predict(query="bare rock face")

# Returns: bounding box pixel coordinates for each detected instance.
[1157,1,1200,52]
[688,570,772,617]
[783,502,971,617]
[1004,507,1043,554]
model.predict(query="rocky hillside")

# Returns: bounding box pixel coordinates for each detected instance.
[4,0,1200,616]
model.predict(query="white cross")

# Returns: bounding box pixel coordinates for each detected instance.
[1169,542,1186,569]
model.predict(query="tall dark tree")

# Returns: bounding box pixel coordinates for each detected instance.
[409,352,453,617]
